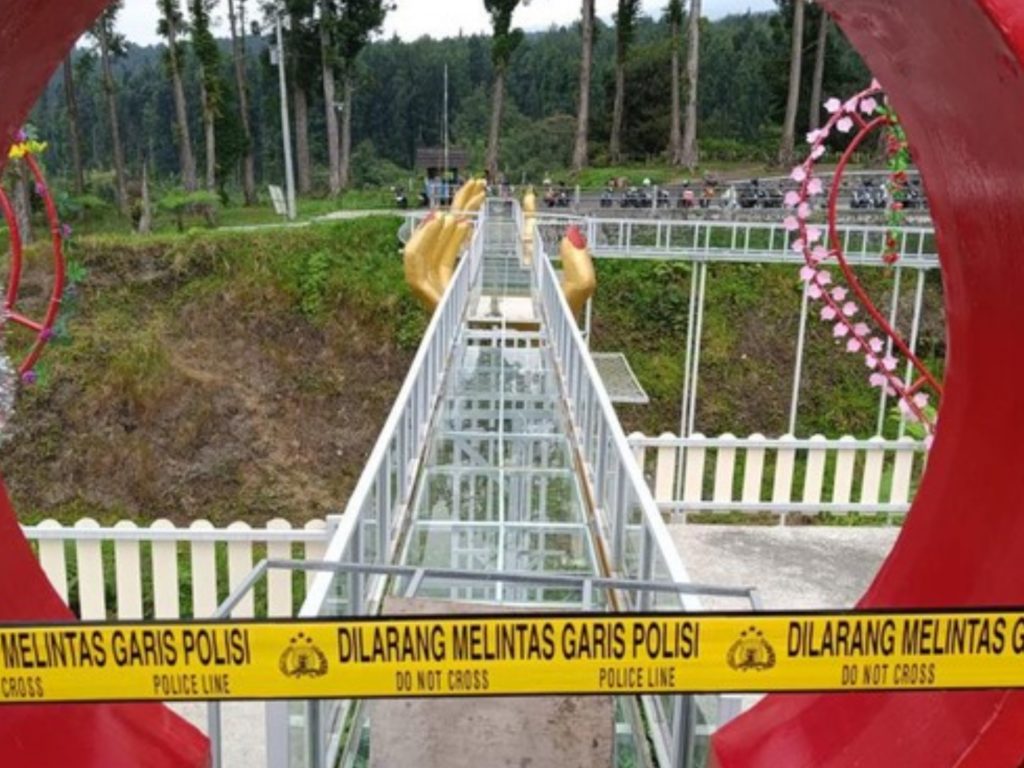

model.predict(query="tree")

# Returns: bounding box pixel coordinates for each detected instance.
[572,0,595,172]
[680,0,701,169]
[667,0,683,164]
[62,55,86,195]
[778,0,805,166]
[189,0,223,191]
[808,10,829,131]
[286,1,318,195]
[335,0,390,189]
[157,0,198,191]
[226,0,257,204]
[320,0,342,195]
[609,0,640,164]
[484,0,523,181]
[91,1,129,213]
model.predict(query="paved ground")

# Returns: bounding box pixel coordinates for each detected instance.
[669,524,902,611]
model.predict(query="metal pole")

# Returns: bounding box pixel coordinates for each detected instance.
[675,263,700,497]
[208,703,222,768]
[687,262,708,436]
[788,282,811,436]
[679,266,699,437]
[276,10,297,221]
[876,265,903,435]
[584,297,593,348]
[898,269,927,437]
[443,63,449,199]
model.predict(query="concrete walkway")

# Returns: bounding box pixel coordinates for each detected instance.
[669,524,901,611]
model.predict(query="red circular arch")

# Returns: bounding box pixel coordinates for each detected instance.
[0,2,1023,767]
[713,1,1024,765]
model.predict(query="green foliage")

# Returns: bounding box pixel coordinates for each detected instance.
[158,189,221,230]
[615,0,643,62]
[485,0,524,67]
[350,140,409,188]
[297,250,332,317]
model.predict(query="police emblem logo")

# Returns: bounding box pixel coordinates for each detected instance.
[279,632,329,679]
[726,626,777,672]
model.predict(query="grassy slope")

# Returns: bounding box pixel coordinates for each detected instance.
[4,216,423,526]
[1,217,945,526]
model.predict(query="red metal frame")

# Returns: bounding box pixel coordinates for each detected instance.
[0,187,22,309]
[4,150,66,375]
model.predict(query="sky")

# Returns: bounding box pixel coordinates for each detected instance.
[116,0,776,47]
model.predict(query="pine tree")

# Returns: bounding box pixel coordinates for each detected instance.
[778,0,806,166]
[572,0,595,172]
[609,0,640,164]
[680,0,702,170]
[189,0,223,191]
[484,0,523,181]
[90,1,129,212]
[226,0,257,204]
[157,0,198,191]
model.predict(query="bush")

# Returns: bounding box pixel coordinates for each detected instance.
[157,189,221,231]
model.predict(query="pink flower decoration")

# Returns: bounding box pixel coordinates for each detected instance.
[807,178,824,196]
[791,166,808,183]
[842,302,858,317]
[882,355,898,372]
[811,145,826,160]
[860,97,878,115]
[844,97,860,113]
[800,265,818,283]
[837,116,854,134]
[898,398,915,418]
[869,372,887,388]
[913,392,930,409]
[853,322,870,337]
[821,306,837,321]
[791,238,806,253]
[784,216,800,232]
[825,98,842,114]
[808,283,823,300]
[816,271,832,286]
[810,246,829,264]
[846,338,861,353]
[806,129,822,145]
[833,322,850,338]
[806,227,822,243]
[784,191,801,208]
[831,286,848,301]
[871,78,883,90]
[797,202,812,220]
[868,337,885,354]
[865,354,878,368]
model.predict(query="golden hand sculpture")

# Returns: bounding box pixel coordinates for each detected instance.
[522,188,536,266]
[560,226,596,319]
[404,179,487,312]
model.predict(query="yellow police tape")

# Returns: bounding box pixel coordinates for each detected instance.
[2,611,1024,703]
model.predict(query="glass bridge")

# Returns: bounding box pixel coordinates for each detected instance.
[266,198,759,768]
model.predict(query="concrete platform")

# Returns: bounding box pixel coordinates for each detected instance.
[370,597,614,768]
[669,524,901,611]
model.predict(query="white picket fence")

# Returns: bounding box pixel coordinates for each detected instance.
[628,433,927,521]
[17,434,924,622]
[22,517,336,621]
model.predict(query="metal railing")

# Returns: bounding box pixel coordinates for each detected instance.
[532,222,712,768]
[535,215,939,270]
[289,205,487,768]
[209,558,761,768]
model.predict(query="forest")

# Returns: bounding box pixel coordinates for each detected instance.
[25,0,871,210]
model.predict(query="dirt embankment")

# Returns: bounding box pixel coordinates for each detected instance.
[1,219,416,525]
